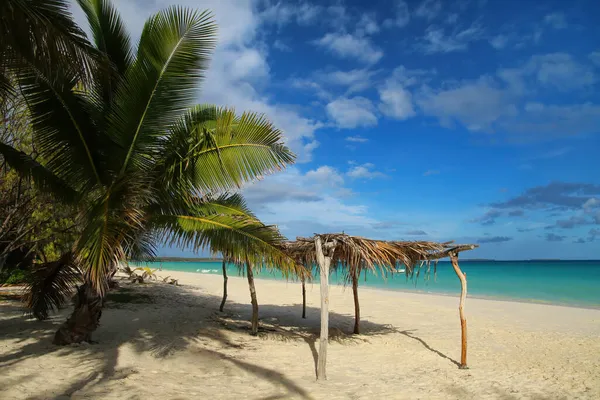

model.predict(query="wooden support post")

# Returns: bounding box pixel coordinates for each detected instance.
[351,269,360,334]
[301,276,307,319]
[219,259,228,312]
[450,251,468,369]
[246,259,259,336]
[315,236,335,380]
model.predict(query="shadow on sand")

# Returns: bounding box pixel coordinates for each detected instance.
[0,278,459,399]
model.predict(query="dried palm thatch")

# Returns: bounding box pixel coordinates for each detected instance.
[282,233,477,380]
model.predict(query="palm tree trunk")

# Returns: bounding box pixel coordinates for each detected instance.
[301,276,307,319]
[352,271,360,334]
[53,283,104,345]
[246,259,259,335]
[219,259,228,312]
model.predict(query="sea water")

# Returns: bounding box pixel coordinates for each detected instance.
[146,260,600,308]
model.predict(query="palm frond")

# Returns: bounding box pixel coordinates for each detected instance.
[16,67,104,189]
[22,252,81,320]
[76,0,132,105]
[77,0,132,75]
[153,196,296,275]
[0,0,99,95]
[0,141,81,202]
[156,105,296,194]
[107,7,217,175]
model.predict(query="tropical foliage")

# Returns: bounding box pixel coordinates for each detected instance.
[0,0,297,343]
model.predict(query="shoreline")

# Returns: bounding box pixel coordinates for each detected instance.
[156,267,600,311]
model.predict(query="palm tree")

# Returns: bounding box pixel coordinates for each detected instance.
[0,0,296,344]
[0,0,98,99]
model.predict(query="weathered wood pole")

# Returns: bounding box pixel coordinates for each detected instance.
[219,259,228,312]
[301,276,307,319]
[315,236,334,380]
[449,251,468,368]
[246,258,259,335]
[351,269,360,334]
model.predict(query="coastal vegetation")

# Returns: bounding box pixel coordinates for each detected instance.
[1,0,296,344]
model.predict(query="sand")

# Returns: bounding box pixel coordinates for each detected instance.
[1,270,599,400]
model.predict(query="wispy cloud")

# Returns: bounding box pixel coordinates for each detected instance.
[347,163,386,179]
[417,22,485,54]
[423,170,440,176]
[273,39,291,52]
[544,12,567,29]
[345,136,369,143]
[383,0,410,28]
[545,233,566,242]
[415,0,442,21]
[477,236,513,244]
[326,97,378,129]
[314,32,383,64]
[406,230,428,235]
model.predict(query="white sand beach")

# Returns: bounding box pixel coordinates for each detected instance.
[1,271,599,399]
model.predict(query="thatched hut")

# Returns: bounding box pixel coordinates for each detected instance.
[283,233,477,380]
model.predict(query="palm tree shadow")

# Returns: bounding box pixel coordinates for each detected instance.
[398,329,461,367]
[0,282,322,399]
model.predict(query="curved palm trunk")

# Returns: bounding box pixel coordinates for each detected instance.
[53,283,104,345]
[219,260,228,312]
[352,271,360,334]
[246,260,259,335]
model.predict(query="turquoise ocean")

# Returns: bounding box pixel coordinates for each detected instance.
[146,260,600,308]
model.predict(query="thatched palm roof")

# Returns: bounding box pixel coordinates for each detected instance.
[282,233,477,275]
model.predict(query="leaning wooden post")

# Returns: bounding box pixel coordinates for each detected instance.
[246,258,259,336]
[315,236,335,380]
[351,267,360,334]
[449,251,468,369]
[219,259,228,312]
[301,276,307,319]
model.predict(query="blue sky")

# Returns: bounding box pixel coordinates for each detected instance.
[70,0,600,259]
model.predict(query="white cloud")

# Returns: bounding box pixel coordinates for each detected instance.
[313,68,376,94]
[504,103,600,140]
[378,85,415,120]
[415,0,442,21]
[445,13,458,25]
[383,0,410,28]
[326,97,378,129]
[418,23,484,54]
[242,167,377,238]
[500,53,596,92]
[314,32,383,64]
[489,34,508,49]
[305,166,345,187]
[345,136,369,143]
[544,12,567,29]
[259,2,323,27]
[356,13,380,36]
[273,39,291,52]
[417,77,517,131]
[347,163,385,179]
[377,66,424,120]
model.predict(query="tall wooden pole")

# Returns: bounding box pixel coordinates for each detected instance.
[246,258,259,336]
[315,236,335,380]
[219,259,228,312]
[450,252,468,369]
[351,269,360,334]
[301,276,307,319]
